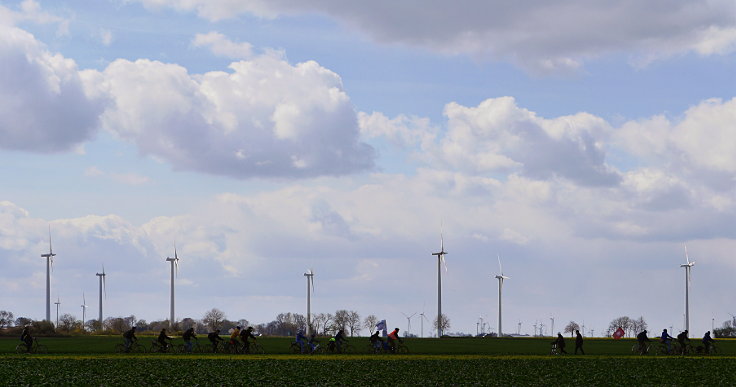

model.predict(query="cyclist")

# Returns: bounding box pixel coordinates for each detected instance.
[240,326,257,353]
[183,327,197,352]
[207,329,223,352]
[333,329,348,353]
[702,331,715,354]
[20,325,33,352]
[661,329,674,354]
[229,326,241,352]
[369,330,383,352]
[295,330,308,353]
[308,332,320,353]
[636,330,651,354]
[552,333,567,354]
[387,327,403,353]
[157,328,173,352]
[676,330,690,354]
[122,326,137,352]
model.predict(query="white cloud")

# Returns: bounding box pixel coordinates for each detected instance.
[192,31,253,59]
[99,28,113,46]
[133,0,736,72]
[0,0,70,36]
[0,24,105,152]
[95,53,374,178]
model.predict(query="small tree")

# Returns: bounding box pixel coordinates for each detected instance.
[58,314,79,333]
[346,311,361,336]
[434,314,450,336]
[202,308,226,331]
[363,315,378,334]
[564,321,580,337]
[0,310,14,328]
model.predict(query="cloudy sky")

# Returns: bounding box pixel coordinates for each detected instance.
[1,0,735,337]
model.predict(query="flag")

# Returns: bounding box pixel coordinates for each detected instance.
[613,327,625,340]
[376,320,387,337]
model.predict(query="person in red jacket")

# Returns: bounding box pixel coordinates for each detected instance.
[387,327,403,353]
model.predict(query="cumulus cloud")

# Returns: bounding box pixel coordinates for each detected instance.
[133,0,736,72]
[0,24,105,152]
[192,31,253,59]
[95,54,374,178]
[0,0,70,36]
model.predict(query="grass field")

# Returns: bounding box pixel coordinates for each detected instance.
[2,336,734,385]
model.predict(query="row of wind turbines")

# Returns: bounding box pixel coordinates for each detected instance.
[40,224,698,337]
[40,227,181,329]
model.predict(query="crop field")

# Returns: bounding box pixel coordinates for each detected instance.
[2,336,735,385]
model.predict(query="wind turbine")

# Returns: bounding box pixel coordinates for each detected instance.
[304,269,315,336]
[550,317,555,337]
[54,297,61,328]
[41,226,56,322]
[165,246,180,329]
[95,267,106,330]
[419,311,430,338]
[431,228,448,337]
[494,254,510,337]
[401,312,417,336]
[81,293,88,331]
[681,243,695,332]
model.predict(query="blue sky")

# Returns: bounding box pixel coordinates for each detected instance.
[1,0,735,337]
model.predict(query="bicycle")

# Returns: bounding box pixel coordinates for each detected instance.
[115,340,146,353]
[149,340,174,353]
[178,338,203,354]
[243,342,265,354]
[631,342,650,355]
[550,343,559,355]
[15,337,47,354]
[223,340,242,354]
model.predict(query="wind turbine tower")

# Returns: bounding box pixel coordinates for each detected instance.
[165,247,180,329]
[41,226,56,322]
[95,268,106,328]
[304,269,314,336]
[401,312,417,336]
[431,230,448,337]
[550,317,555,336]
[681,243,695,332]
[494,255,510,337]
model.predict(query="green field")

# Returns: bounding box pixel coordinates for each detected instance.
[2,336,734,385]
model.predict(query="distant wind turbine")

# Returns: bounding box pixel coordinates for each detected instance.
[431,226,448,337]
[41,226,56,322]
[681,243,695,332]
[165,246,180,329]
[304,269,315,336]
[81,293,88,330]
[401,312,417,336]
[419,309,430,338]
[96,267,106,329]
[494,254,510,337]
[54,297,61,328]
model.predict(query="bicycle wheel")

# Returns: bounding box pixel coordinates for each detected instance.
[397,345,409,354]
[114,343,126,353]
[15,344,27,354]
[290,342,302,354]
[251,343,265,354]
[35,345,48,354]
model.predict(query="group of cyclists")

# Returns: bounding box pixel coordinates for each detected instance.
[636,329,717,355]
[119,325,259,354]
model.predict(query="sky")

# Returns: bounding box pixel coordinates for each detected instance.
[1,0,735,337]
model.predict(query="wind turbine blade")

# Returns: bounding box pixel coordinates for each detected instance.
[48,225,53,254]
[441,255,448,272]
[684,243,690,265]
[497,254,503,275]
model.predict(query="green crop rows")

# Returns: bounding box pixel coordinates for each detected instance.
[3,336,735,385]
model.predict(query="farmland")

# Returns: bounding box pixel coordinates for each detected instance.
[2,336,735,385]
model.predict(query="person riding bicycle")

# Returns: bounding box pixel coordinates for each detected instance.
[240,326,257,353]
[702,331,716,354]
[229,326,241,350]
[676,330,690,354]
[552,333,567,354]
[331,329,348,353]
[123,326,137,352]
[20,325,33,352]
[369,330,384,351]
[295,330,308,353]
[183,327,197,352]
[661,329,674,354]
[387,327,403,353]
[207,329,223,352]
[157,328,173,351]
[308,332,320,353]
[636,330,651,354]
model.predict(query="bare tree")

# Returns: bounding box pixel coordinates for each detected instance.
[608,316,632,337]
[363,314,378,333]
[333,310,350,333]
[202,308,226,330]
[312,313,327,334]
[0,310,14,328]
[434,314,450,336]
[346,311,361,336]
[322,313,334,335]
[564,321,580,337]
[58,313,79,333]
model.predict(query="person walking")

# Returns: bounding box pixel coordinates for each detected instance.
[574,330,584,355]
